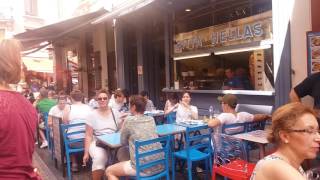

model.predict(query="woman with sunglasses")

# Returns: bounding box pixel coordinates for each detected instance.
[83,89,127,180]
[251,102,320,180]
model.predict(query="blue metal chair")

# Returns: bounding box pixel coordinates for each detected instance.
[60,123,85,180]
[166,111,176,124]
[134,135,171,180]
[172,125,213,180]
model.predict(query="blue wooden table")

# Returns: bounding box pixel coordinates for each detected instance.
[96,124,186,148]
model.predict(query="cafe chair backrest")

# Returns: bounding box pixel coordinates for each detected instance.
[60,123,86,180]
[166,111,176,124]
[212,133,256,180]
[221,122,247,135]
[185,125,213,154]
[134,135,170,180]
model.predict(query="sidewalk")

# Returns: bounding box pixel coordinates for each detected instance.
[33,147,91,180]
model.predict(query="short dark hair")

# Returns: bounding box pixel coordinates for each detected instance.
[70,90,83,102]
[180,91,191,100]
[140,90,149,97]
[39,87,48,98]
[114,89,124,98]
[129,95,147,113]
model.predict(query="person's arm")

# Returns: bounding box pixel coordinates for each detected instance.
[253,114,271,122]
[164,103,178,115]
[191,106,198,120]
[62,106,71,124]
[83,125,93,166]
[120,120,130,145]
[289,89,301,102]
[207,118,221,128]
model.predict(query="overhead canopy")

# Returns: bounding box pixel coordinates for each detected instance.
[92,0,155,24]
[14,8,107,51]
[23,57,53,73]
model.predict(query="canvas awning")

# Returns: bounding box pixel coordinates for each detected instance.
[23,57,53,73]
[14,8,107,51]
[92,0,155,24]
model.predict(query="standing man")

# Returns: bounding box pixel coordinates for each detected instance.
[222,68,244,90]
[289,72,320,117]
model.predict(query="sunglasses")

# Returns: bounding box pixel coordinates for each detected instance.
[97,97,108,101]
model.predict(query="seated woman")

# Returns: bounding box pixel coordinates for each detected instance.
[251,102,320,180]
[164,92,179,115]
[109,88,128,112]
[82,89,127,180]
[105,95,164,180]
[176,91,198,123]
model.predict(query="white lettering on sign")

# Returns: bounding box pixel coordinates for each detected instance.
[174,11,272,54]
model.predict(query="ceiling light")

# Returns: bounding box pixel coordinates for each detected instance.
[185,8,191,12]
[214,44,271,55]
[174,53,211,60]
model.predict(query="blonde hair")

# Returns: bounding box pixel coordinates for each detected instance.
[268,102,316,144]
[0,39,22,85]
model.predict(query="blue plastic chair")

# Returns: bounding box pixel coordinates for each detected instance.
[134,135,171,180]
[172,125,213,180]
[166,111,176,124]
[60,123,85,180]
[41,112,53,150]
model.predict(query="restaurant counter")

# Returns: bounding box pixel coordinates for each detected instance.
[162,88,275,116]
[162,88,274,96]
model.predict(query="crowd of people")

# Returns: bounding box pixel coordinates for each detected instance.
[0,38,319,180]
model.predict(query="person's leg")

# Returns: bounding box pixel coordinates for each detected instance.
[89,141,108,180]
[92,170,104,180]
[116,146,130,162]
[106,161,135,180]
[70,155,78,172]
[39,130,48,148]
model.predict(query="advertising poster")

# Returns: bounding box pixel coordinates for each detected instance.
[307,31,320,75]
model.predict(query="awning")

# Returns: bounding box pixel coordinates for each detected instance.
[14,8,107,51]
[92,0,155,24]
[23,57,53,73]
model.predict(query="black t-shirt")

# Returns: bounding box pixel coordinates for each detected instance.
[294,72,320,108]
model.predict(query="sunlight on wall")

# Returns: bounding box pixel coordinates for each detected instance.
[272,0,295,81]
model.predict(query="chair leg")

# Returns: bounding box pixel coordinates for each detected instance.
[212,167,216,180]
[187,160,192,180]
[66,153,72,180]
[205,159,209,180]
[172,156,176,180]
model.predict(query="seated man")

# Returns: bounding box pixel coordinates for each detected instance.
[208,94,270,134]
[140,90,155,111]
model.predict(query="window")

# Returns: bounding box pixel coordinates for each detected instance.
[24,0,38,16]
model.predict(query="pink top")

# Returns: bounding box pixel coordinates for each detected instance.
[0,90,40,179]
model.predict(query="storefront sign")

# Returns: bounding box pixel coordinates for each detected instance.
[174,11,272,55]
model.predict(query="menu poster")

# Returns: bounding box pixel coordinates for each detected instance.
[307,31,320,75]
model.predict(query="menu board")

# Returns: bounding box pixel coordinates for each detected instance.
[307,31,320,75]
